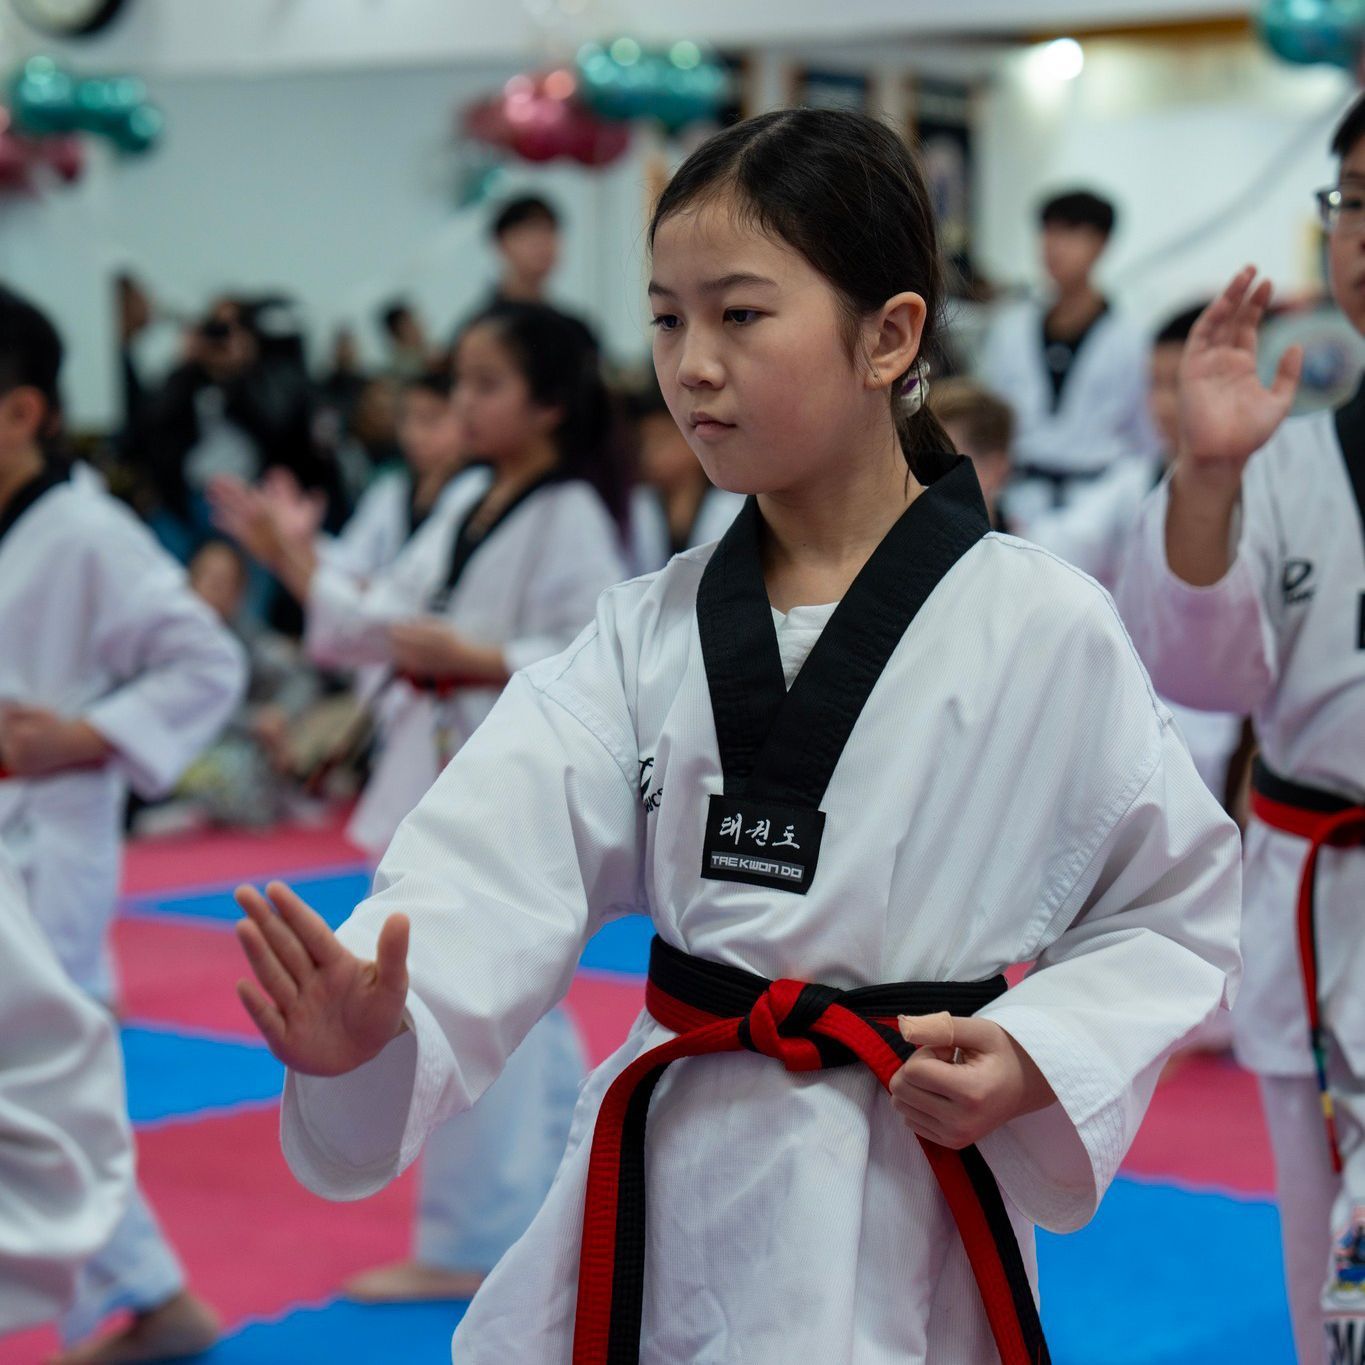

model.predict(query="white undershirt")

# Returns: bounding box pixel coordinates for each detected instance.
[770,601,839,687]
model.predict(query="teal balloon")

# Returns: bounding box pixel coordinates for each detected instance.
[576,41,726,132]
[10,57,162,154]
[114,102,163,154]
[456,158,504,209]
[1258,0,1365,69]
[11,57,78,135]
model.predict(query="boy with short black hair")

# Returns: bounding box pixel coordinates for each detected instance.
[978,183,1158,522]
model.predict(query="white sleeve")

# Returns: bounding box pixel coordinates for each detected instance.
[280,607,644,1200]
[1114,464,1279,713]
[503,500,628,673]
[975,599,1242,1235]
[81,511,247,798]
[304,513,446,669]
[0,860,133,1334]
[1021,459,1149,583]
[318,476,405,583]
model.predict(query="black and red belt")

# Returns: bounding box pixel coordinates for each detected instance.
[572,936,1049,1365]
[1251,758,1365,1173]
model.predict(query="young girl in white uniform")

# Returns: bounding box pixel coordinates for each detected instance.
[1118,97,1365,1365]
[235,111,1240,1364]
[220,301,628,1304]
[0,287,244,1363]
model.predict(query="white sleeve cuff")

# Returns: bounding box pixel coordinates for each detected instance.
[280,987,460,1202]
[974,1001,1128,1234]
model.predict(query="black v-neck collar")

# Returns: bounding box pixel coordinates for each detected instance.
[1334,375,1365,546]
[696,455,990,809]
[434,467,564,605]
[0,462,68,548]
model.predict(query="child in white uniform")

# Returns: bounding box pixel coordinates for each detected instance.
[0,287,245,1362]
[235,111,1239,1364]
[0,851,132,1338]
[1117,97,1365,1365]
[218,301,627,1304]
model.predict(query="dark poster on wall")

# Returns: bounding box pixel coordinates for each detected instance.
[912,78,976,293]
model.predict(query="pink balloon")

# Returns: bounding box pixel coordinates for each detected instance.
[40,135,86,183]
[0,134,32,191]
[462,72,630,168]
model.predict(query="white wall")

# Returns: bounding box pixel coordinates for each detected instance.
[975,36,1354,332]
[0,63,662,426]
[5,0,1254,76]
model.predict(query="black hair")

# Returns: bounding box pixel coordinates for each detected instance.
[459,300,630,531]
[378,298,415,338]
[647,108,957,484]
[1153,302,1209,349]
[492,194,560,240]
[1038,189,1116,238]
[0,285,63,436]
[1332,93,1365,162]
[402,367,453,401]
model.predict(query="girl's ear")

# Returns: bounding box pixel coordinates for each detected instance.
[862,292,928,394]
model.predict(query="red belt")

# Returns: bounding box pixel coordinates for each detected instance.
[572,937,1049,1365]
[1251,758,1365,1174]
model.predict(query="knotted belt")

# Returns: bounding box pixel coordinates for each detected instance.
[1251,759,1365,1173]
[571,936,1050,1365]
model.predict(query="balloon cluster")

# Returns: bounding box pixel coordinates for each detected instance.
[460,38,727,172]
[576,39,727,133]
[10,56,164,153]
[1257,0,1365,70]
[464,68,629,167]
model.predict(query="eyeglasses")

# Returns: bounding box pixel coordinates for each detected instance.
[1316,186,1365,235]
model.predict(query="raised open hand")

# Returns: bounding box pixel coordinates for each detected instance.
[1178,266,1303,486]
[234,880,409,1077]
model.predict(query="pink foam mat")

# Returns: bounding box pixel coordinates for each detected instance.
[121,819,364,898]
[0,1104,417,1365]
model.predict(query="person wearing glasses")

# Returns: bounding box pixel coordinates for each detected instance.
[1117,96,1365,1365]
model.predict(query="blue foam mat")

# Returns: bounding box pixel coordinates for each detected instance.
[1036,1177,1294,1364]
[126,873,657,976]
[175,1183,1294,1364]
[121,1025,284,1124]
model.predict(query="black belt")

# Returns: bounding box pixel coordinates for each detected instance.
[570,937,1049,1365]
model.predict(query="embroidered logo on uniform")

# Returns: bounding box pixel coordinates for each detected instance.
[701,794,825,894]
[1330,1208,1365,1309]
[1283,559,1316,605]
[638,757,663,814]
[1327,1315,1365,1365]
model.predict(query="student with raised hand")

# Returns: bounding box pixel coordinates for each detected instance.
[237,110,1239,1364]
[219,299,628,1305]
[1118,96,1365,1365]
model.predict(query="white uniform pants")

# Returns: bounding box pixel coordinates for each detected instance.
[1260,1065,1365,1365]
[57,1186,184,1345]
[415,1008,585,1272]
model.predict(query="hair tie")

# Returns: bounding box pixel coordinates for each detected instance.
[897,361,930,416]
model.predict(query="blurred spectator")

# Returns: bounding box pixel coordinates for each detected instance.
[133,294,341,559]
[977,188,1158,523]
[378,298,434,380]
